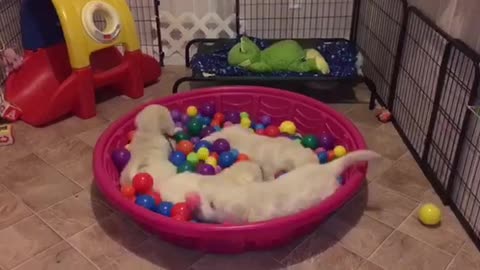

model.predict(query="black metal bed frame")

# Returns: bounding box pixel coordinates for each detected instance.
[174,0,480,249]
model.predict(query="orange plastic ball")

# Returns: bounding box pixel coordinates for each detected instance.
[213,112,225,123]
[127,130,135,142]
[176,140,194,155]
[210,152,219,160]
[121,185,136,198]
[210,119,221,127]
[237,153,250,161]
[327,151,336,161]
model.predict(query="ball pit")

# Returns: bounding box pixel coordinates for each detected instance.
[93,86,368,253]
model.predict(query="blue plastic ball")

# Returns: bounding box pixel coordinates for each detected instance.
[155,201,174,216]
[214,126,222,132]
[135,195,156,211]
[194,140,213,151]
[169,151,187,166]
[318,152,329,164]
[230,149,240,159]
[254,123,265,131]
[219,151,236,168]
[199,116,212,127]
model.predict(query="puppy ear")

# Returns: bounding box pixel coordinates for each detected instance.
[185,192,202,211]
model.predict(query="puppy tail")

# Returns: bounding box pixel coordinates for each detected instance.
[328,150,381,177]
[135,105,176,136]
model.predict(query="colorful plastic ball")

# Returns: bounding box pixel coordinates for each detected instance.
[279,121,297,135]
[334,145,347,158]
[223,121,233,127]
[174,131,190,142]
[219,151,236,168]
[196,164,216,175]
[237,153,249,161]
[121,185,136,199]
[135,195,156,210]
[265,125,281,137]
[187,118,203,136]
[147,191,162,205]
[132,173,154,194]
[256,129,266,136]
[318,152,329,164]
[170,109,181,122]
[240,112,249,119]
[225,111,241,124]
[240,117,252,129]
[254,123,265,131]
[319,133,335,150]
[176,140,194,155]
[301,135,319,149]
[112,148,131,171]
[190,136,200,145]
[181,114,190,124]
[156,201,174,216]
[127,130,135,142]
[213,112,225,124]
[210,119,221,127]
[200,116,212,127]
[212,139,231,154]
[418,203,442,226]
[194,140,212,151]
[214,126,222,132]
[200,103,216,118]
[187,153,200,166]
[315,147,326,154]
[230,149,240,159]
[215,166,222,174]
[327,151,336,161]
[210,152,219,160]
[124,144,130,151]
[200,126,216,138]
[205,156,218,167]
[197,147,210,160]
[186,106,198,117]
[169,151,187,166]
[177,162,196,173]
[259,115,272,126]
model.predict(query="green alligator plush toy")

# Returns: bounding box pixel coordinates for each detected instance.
[227,36,330,74]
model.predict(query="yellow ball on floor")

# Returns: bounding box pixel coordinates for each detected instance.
[197,147,210,160]
[279,121,296,135]
[333,145,347,158]
[418,203,442,226]
[186,106,198,117]
[205,156,217,167]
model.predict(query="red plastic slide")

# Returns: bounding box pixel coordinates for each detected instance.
[5,43,161,126]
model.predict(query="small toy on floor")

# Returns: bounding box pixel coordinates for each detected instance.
[374,104,392,123]
[0,89,21,122]
[0,124,14,146]
[418,203,442,226]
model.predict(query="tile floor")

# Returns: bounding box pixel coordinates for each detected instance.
[0,66,479,270]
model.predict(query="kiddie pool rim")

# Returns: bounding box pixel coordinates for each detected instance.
[93,86,367,237]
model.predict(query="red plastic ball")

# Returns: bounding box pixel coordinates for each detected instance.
[132,173,154,194]
[210,119,221,127]
[176,140,194,155]
[237,153,250,162]
[171,202,192,221]
[328,151,336,161]
[172,214,189,222]
[147,191,162,205]
[127,130,135,142]
[121,185,135,198]
[256,129,266,136]
[265,125,280,137]
[213,112,225,124]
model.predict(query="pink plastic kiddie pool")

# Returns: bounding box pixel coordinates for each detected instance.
[93,86,368,253]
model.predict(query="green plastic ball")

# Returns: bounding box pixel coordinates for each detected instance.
[187,153,200,166]
[240,112,249,119]
[301,135,319,149]
[177,162,196,173]
[174,131,190,143]
[187,118,203,136]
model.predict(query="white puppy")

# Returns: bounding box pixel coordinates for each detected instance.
[187,150,380,224]
[157,161,264,203]
[204,125,318,180]
[120,105,177,186]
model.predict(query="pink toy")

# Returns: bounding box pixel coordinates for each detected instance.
[0,48,23,76]
[93,86,368,254]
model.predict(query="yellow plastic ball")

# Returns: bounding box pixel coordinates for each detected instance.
[197,147,210,161]
[334,145,347,158]
[205,156,218,167]
[279,121,296,135]
[241,118,252,128]
[186,106,198,117]
[418,203,442,226]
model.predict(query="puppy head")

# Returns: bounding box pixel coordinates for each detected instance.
[135,105,175,136]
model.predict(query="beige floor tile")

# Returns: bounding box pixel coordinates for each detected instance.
[192,252,281,270]
[375,166,431,202]
[346,105,382,129]
[14,241,96,270]
[34,137,94,188]
[68,214,148,268]
[356,125,408,160]
[322,210,394,258]
[0,140,31,169]
[1,154,82,211]
[448,249,480,270]
[269,234,313,262]
[463,239,480,257]
[328,103,355,114]
[366,156,395,182]
[0,216,61,269]
[376,123,399,136]
[349,183,418,228]
[358,261,384,270]
[0,186,32,230]
[108,237,203,270]
[39,190,113,238]
[12,121,66,152]
[51,116,109,138]
[76,122,111,147]
[96,96,144,122]
[282,233,364,270]
[370,231,452,270]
